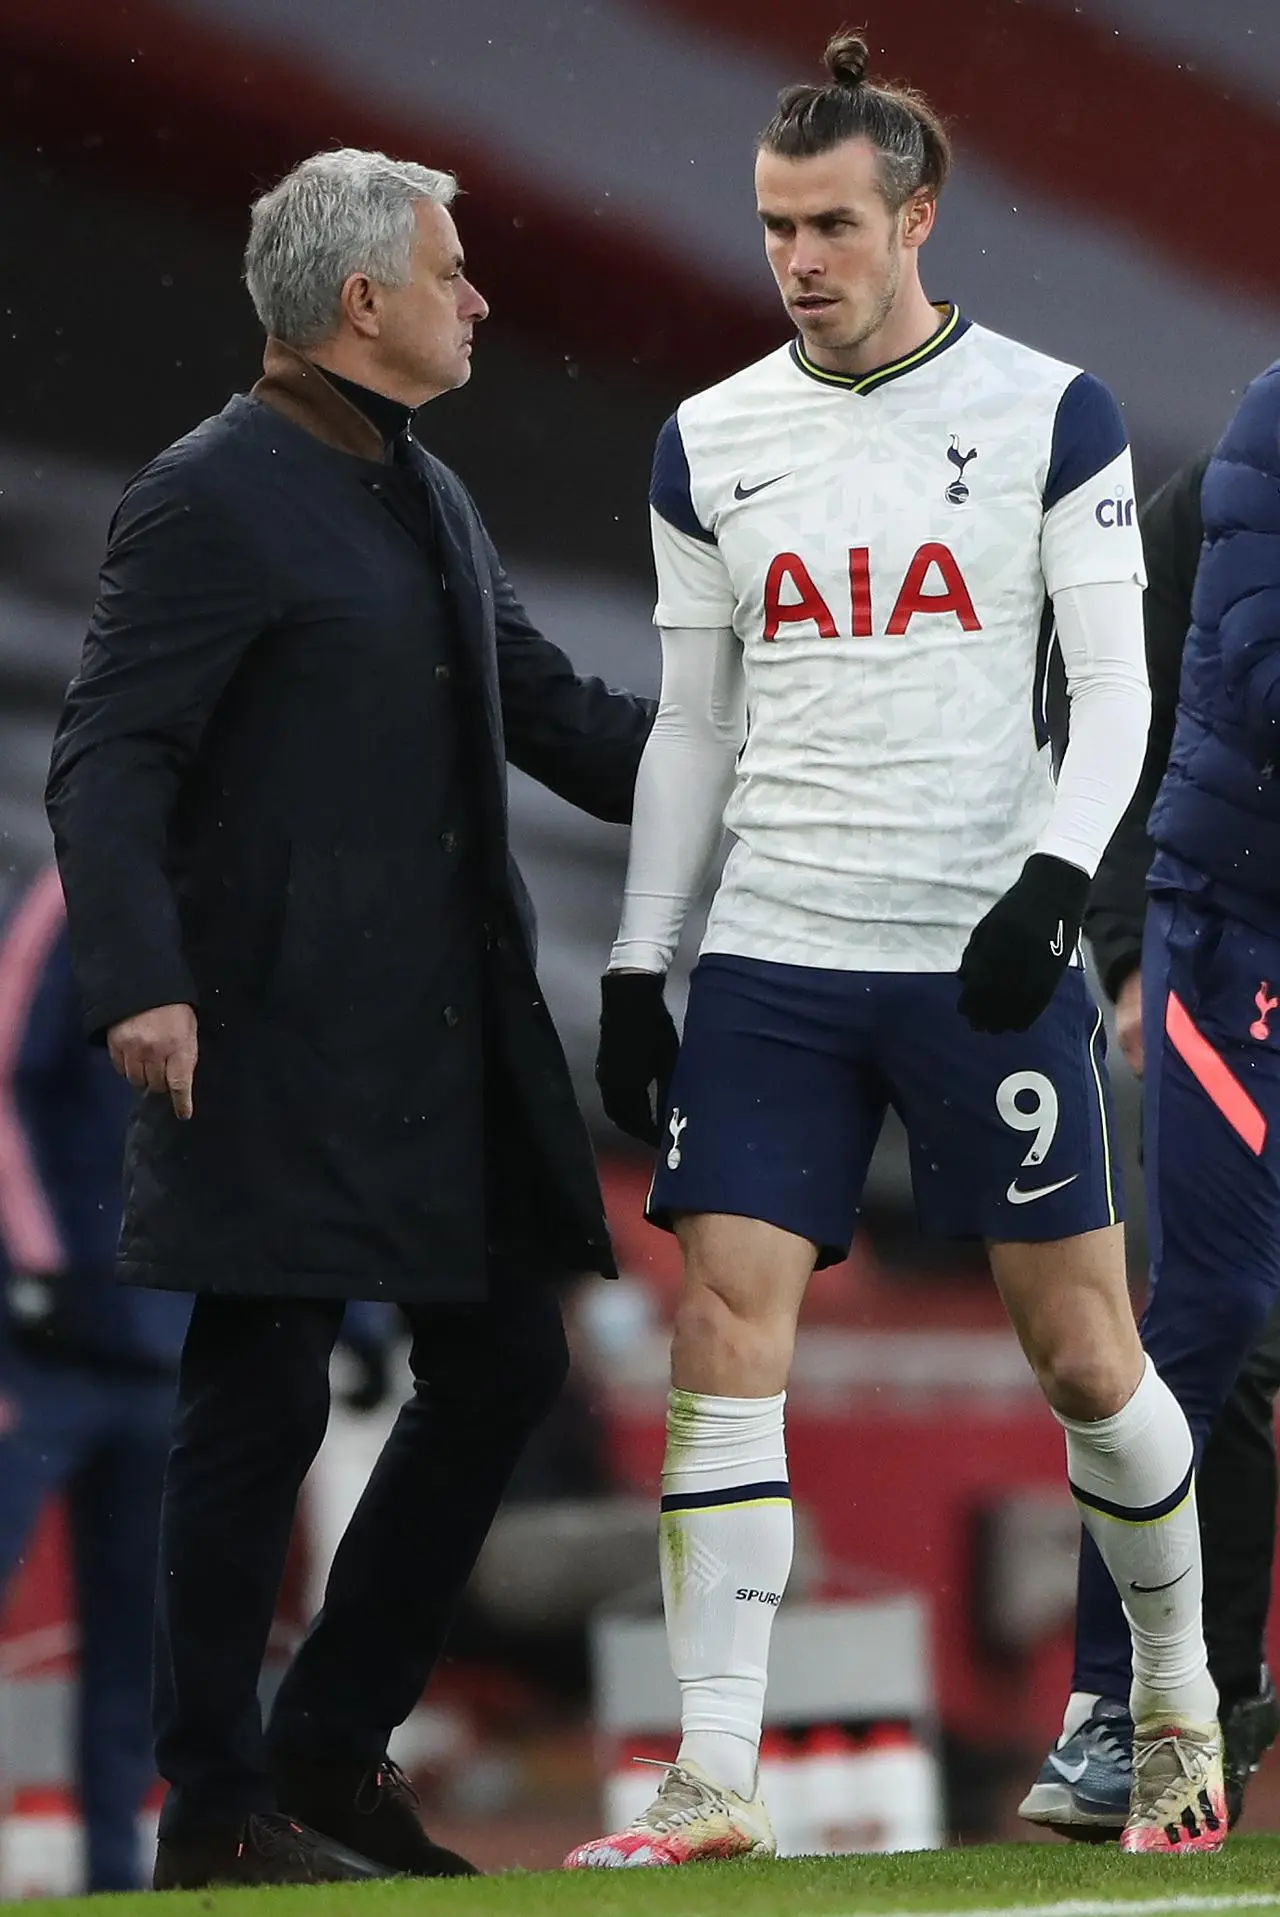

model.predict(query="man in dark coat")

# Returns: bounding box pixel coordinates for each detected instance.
[1025,396,1280,1835]
[1060,451,1280,1830]
[1091,453,1280,1822]
[1088,454,1280,1820]
[45,147,653,1890]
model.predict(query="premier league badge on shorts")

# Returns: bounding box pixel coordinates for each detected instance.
[667,1108,688,1170]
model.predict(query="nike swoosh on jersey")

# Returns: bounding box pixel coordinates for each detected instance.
[1048,1752,1089,1784]
[1006,1173,1079,1205]
[733,474,790,500]
[1131,1566,1192,1595]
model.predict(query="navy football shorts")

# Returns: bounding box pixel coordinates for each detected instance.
[648,953,1121,1265]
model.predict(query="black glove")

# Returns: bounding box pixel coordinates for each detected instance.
[957,854,1092,1034]
[596,972,680,1146]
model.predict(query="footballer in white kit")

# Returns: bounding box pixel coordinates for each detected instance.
[633,299,1140,1255]
[568,32,1225,1872]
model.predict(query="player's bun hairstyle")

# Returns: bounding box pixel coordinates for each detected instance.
[824,31,871,88]
[759,30,951,210]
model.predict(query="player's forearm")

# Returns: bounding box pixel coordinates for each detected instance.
[1036,579,1151,878]
[609,625,744,975]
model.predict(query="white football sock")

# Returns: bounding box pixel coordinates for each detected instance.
[659,1387,791,1800]
[1058,1356,1218,1726]
[1061,1690,1103,1742]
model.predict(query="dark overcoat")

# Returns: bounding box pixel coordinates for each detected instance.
[46,340,653,1302]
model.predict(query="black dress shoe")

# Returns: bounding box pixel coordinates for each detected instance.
[153,1810,391,1889]
[274,1751,480,1877]
[1222,1666,1280,1826]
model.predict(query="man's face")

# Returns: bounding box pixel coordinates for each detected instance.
[367,199,488,402]
[755,138,931,359]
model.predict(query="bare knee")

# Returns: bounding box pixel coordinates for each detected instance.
[669,1213,814,1397]
[671,1282,793,1396]
[1033,1339,1141,1422]
[990,1229,1143,1422]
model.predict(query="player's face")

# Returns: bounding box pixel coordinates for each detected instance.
[355,200,489,403]
[755,140,930,361]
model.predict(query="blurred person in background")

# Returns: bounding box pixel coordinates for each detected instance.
[1025,434,1280,1836]
[0,864,188,1893]
[45,149,652,1891]
[573,33,1224,1867]
[0,865,395,1891]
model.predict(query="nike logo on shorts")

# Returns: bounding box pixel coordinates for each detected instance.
[1006,1173,1079,1205]
[1050,921,1065,957]
[1048,1751,1089,1784]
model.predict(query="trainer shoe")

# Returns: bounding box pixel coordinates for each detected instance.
[1019,1698,1131,1839]
[563,1758,775,1868]
[1222,1668,1280,1827]
[1120,1716,1227,1853]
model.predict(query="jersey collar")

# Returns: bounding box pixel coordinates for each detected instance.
[789,302,969,395]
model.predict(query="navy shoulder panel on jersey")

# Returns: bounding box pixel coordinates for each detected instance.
[1044,373,1128,512]
[650,414,716,545]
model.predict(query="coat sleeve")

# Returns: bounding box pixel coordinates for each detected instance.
[1083,451,1207,999]
[1215,371,1280,758]
[488,551,656,825]
[45,461,274,1036]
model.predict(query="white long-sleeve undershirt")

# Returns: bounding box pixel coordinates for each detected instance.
[609,578,1149,976]
[609,627,745,975]
[1033,578,1151,875]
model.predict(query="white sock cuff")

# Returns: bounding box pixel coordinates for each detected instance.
[668,1388,787,1421]
[1062,1355,1194,1511]
[1055,1355,1185,1455]
[663,1388,788,1496]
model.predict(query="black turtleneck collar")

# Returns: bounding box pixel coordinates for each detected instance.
[317,366,416,450]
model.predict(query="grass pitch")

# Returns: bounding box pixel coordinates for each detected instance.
[27,1836,1280,1917]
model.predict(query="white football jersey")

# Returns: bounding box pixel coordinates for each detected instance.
[650,305,1146,971]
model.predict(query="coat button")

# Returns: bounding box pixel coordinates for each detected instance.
[435,663,452,684]
[442,1005,460,1028]
[440,830,459,853]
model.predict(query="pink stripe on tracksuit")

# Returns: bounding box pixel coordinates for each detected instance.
[0,866,70,1272]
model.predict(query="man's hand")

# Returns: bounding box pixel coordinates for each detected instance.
[107,1004,199,1120]
[958,854,1092,1034]
[1114,968,1144,1077]
[596,971,680,1146]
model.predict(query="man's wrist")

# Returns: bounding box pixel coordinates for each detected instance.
[1022,852,1091,903]
[1102,951,1142,1003]
[607,935,674,974]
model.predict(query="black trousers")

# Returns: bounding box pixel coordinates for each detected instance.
[153,1281,568,1836]
[1200,1293,1280,1711]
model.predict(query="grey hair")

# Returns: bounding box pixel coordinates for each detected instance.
[244,148,458,347]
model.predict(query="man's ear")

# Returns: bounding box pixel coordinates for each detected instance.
[900,194,937,252]
[338,272,382,339]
